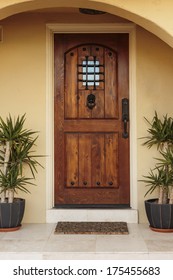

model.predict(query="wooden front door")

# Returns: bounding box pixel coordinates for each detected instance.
[54,33,130,207]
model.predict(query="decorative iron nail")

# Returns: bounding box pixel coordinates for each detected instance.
[70,52,74,56]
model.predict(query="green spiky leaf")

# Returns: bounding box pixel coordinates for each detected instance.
[0,114,44,197]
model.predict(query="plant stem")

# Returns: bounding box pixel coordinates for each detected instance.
[158,186,168,204]
[8,190,14,203]
[0,188,6,203]
[0,141,11,203]
[158,187,163,204]
[3,141,10,175]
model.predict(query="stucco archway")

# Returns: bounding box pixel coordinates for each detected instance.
[0,0,173,48]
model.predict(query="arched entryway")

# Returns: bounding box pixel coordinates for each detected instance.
[0,0,173,47]
[1,1,173,223]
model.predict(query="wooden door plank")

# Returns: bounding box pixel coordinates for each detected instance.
[64,120,120,132]
[91,134,105,187]
[65,49,78,118]
[78,45,90,91]
[79,134,92,187]
[105,133,119,188]
[78,90,92,119]
[91,90,105,118]
[65,133,79,187]
[54,34,65,203]
[105,48,118,118]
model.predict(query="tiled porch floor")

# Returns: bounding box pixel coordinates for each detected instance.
[0,223,173,260]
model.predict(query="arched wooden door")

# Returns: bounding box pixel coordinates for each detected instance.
[54,33,130,207]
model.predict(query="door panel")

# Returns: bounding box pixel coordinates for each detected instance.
[105,48,118,118]
[65,133,118,189]
[54,33,130,206]
[65,133,79,188]
[65,48,78,119]
[91,134,105,188]
[79,134,92,187]
[105,133,118,188]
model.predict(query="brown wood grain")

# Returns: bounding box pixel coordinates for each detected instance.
[91,90,105,118]
[105,48,118,118]
[105,133,118,187]
[64,120,120,132]
[78,90,92,118]
[54,34,130,206]
[79,134,92,187]
[91,134,105,187]
[65,133,79,187]
[65,49,78,118]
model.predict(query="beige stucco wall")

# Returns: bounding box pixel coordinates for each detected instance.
[136,27,173,222]
[137,29,173,115]
[0,13,48,223]
[1,11,173,223]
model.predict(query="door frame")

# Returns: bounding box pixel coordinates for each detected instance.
[45,23,137,211]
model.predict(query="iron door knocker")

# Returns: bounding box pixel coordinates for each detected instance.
[87,93,96,110]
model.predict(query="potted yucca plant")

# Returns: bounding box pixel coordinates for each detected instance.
[0,114,42,231]
[140,112,173,232]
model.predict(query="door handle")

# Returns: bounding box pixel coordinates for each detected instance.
[122,98,129,138]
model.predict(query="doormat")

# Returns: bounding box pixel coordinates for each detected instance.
[55,222,128,235]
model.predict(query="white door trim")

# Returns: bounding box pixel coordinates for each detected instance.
[46,23,137,217]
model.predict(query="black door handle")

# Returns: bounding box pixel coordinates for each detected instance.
[122,98,129,138]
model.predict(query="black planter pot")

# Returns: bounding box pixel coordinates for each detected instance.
[145,199,173,232]
[0,198,25,231]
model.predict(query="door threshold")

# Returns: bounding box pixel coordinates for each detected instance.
[47,208,138,223]
[54,204,130,209]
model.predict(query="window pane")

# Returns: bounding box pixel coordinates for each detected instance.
[82,60,100,87]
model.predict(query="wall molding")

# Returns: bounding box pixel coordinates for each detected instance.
[46,23,137,215]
